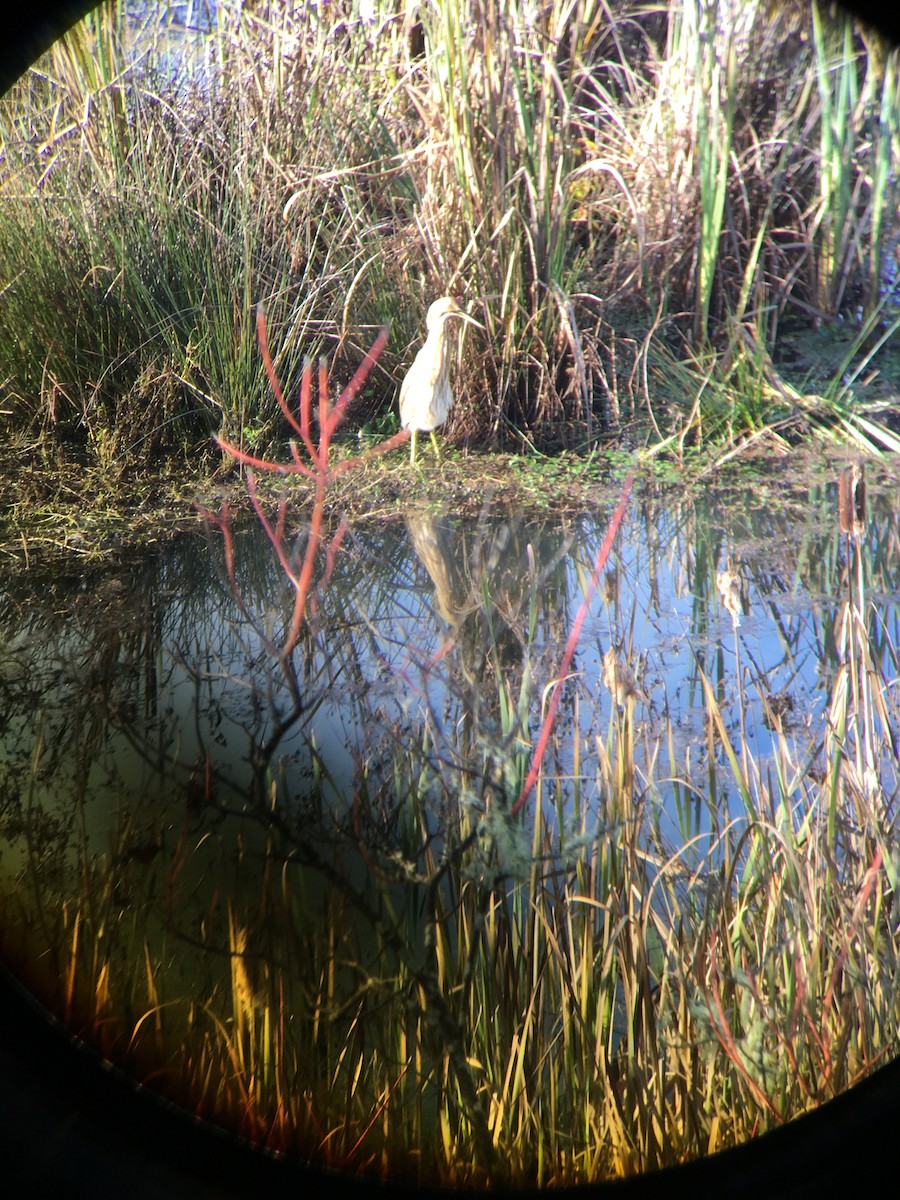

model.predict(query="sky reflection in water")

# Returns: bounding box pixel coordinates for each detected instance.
[1,458,899,1179]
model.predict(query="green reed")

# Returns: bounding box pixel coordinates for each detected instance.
[2,0,896,469]
[811,1,859,315]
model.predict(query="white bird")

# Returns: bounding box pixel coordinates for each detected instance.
[602,647,644,708]
[398,297,482,465]
[716,567,747,627]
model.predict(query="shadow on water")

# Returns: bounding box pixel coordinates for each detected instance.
[1,456,899,1188]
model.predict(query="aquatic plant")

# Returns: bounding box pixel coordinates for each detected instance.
[3,441,899,1184]
[198,306,401,663]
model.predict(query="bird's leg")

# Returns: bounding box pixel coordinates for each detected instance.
[429,430,442,462]
[409,429,418,465]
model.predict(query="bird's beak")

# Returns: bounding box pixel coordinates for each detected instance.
[456,311,485,330]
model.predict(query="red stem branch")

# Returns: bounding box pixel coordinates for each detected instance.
[512,468,635,816]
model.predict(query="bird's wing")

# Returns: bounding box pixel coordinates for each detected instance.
[398,340,446,428]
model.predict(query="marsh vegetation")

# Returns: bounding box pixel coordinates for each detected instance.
[1,319,898,1187]
[1,0,899,490]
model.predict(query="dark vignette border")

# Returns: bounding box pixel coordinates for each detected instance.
[1,2,899,1196]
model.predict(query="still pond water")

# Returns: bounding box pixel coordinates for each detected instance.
[1,455,898,1184]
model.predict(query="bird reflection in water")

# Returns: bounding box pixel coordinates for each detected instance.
[601,646,645,709]
[715,562,749,628]
[403,507,568,686]
[404,510,472,627]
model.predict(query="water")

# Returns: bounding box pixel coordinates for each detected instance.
[1,455,898,1180]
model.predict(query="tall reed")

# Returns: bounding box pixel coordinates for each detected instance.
[1,0,897,465]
